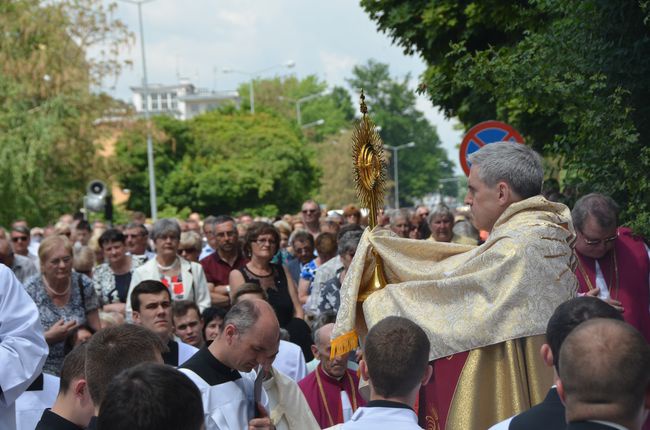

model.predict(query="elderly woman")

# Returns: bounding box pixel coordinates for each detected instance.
[316,230,363,315]
[23,235,101,375]
[229,222,313,360]
[428,205,478,245]
[93,229,143,315]
[178,231,202,263]
[126,219,210,319]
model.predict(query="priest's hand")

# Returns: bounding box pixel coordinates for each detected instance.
[585,286,600,297]
[249,402,274,430]
[604,297,624,313]
[248,417,274,430]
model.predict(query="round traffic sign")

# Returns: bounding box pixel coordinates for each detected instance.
[459,120,525,176]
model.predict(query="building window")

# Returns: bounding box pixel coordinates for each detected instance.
[161,93,168,110]
[150,94,159,110]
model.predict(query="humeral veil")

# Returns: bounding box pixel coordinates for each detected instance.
[331,196,578,429]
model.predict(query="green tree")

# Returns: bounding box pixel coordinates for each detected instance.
[114,110,320,216]
[360,0,650,236]
[347,60,454,207]
[0,0,131,226]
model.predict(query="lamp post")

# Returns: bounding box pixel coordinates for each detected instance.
[301,118,325,129]
[223,61,295,114]
[385,142,416,209]
[279,91,328,125]
[119,0,158,220]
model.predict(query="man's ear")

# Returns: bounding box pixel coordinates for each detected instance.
[421,364,433,387]
[223,324,237,344]
[540,344,554,368]
[311,344,319,359]
[73,378,88,399]
[496,182,511,205]
[359,360,370,382]
[132,311,141,324]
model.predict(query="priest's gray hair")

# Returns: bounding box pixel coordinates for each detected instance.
[151,218,181,241]
[223,299,261,335]
[468,142,543,199]
[572,193,619,231]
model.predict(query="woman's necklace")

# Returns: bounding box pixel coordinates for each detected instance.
[157,257,179,271]
[43,276,71,297]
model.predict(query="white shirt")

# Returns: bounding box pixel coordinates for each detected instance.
[0,266,49,430]
[488,416,513,430]
[273,340,307,382]
[15,373,59,430]
[595,244,650,311]
[339,404,422,430]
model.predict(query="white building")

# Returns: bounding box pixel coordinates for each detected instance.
[131,80,240,120]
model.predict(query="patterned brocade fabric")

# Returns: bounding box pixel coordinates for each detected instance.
[333,196,578,360]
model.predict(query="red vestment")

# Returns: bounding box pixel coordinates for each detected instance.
[575,227,650,343]
[298,366,365,428]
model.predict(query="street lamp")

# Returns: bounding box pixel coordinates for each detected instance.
[223,61,295,114]
[279,90,328,125]
[385,142,416,209]
[118,0,158,220]
[301,118,325,129]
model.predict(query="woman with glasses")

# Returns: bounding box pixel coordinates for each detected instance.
[23,235,101,375]
[126,219,211,320]
[229,222,313,360]
[93,229,143,316]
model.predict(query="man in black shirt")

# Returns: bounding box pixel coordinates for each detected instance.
[35,344,93,430]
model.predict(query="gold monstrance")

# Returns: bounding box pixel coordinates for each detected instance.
[352,90,388,302]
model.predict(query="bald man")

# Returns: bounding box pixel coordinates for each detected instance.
[298,323,365,428]
[558,319,650,430]
[180,299,280,430]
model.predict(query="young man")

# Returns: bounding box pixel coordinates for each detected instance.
[131,281,198,366]
[172,300,205,348]
[338,316,432,429]
[558,319,650,430]
[489,296,624,430]
[84,324,166,428]
[35,345,94,430]
[97,363,204,430]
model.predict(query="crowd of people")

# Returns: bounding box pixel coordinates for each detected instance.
[0,141,649,430]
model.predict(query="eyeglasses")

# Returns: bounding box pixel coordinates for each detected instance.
[254,239,277,246]
[11,236,28,242]
[49,256,72,266]
[302,209,318,214]
[125,233,145,239]
[580,231,618,246]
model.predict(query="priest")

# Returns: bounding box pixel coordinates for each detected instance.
[332,141,577,429]
[299,323,365,428]
[571,193,650,342]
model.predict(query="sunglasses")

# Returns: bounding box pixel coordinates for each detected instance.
[302,209,318,214]
[11,236,28,242]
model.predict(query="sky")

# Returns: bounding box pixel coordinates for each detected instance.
[104,0,464,174]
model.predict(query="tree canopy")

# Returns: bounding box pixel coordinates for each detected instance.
[0,0,131,226]
[114,110,320,216]
[360,0,650,236]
